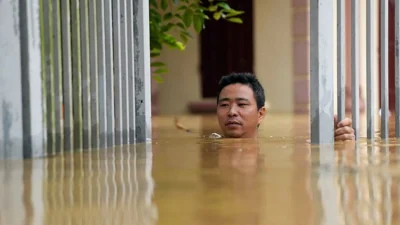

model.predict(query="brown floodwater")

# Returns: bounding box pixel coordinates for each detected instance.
[1,113,400,225]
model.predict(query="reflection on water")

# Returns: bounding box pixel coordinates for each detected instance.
[310,141,400,225]
[0,144,157,225]
[1,115,400,224]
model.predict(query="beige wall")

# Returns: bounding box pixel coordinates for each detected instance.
[156,0,294,115]
[156,27,202,115]
[254,0,293,113]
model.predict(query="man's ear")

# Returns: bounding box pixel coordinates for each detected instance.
[258,106,266,124]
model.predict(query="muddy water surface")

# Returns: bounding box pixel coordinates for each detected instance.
[1,114,400,225]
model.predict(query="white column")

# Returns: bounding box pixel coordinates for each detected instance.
[0,0,45,158]
[381,0,389,139]
[133,0,152,143]
[352,0,360,139]
[310,0,335,144]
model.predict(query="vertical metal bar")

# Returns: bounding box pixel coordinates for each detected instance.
[381,0,389,139]
[113,0,123,146]
[0,0,45,158]
[309,0,335,144]
[43,0,56,155]
[396,0,400,137]
[52,0,64,152]
[351,0,360,140]
[96,0,108,148]
[61,0,73,152]
[127,0,136,144]
[71,0,83,150]
[367,0,375,140]
[121,0,130,144]
[89,0,99,148]
[105,0,115,147]
[80,0,91,149]
[23,0,46,158]
[133,0,152,143]
[337,0,346,122]
[39,0,48,155]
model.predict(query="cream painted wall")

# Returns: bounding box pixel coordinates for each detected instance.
[157,0,294,115]
[156,28,202,115]
[254,0,293,113]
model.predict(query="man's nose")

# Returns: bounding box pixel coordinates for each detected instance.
[228,106,238,116]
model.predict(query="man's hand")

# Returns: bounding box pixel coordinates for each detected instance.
[334,115,355,141]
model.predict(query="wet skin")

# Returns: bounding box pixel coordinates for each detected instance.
[217,83,266,139]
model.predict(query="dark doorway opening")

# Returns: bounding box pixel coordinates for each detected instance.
[378,0,396,111]
[199,0,254,98]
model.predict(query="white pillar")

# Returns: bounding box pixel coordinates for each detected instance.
[0,0,45,158]
[310,0,335,144]
[133,0,152,143]
[381,0,389,139]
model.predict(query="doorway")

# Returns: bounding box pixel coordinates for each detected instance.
[378,0,396,111]
[199,0,254,98]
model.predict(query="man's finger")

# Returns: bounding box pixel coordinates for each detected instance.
[335,126,354,136]
[337,118,352,127]
[335,133,355,141]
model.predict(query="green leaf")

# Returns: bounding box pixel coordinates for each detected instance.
[177,5,187,11]
[180,33,188,43]
[150,8,162,22]
[181,30,193,38]
[154,68,168,74]
[208,5,218,12]
[150,48,161,57]
[161,0,168,10]
[163,34,186,50]
[193,14,204,32]
[217,2,231,10]
[161,22,174,32]
[199,6,209,11]
[183,9,193,27]
[163,12,173,20]
[149,0,158,9]
[152,74,164,83]
[173,0,179,5]
[202,14,210,20]
[151,52,160,57]
[225,10,245,17]
[213,11,221,20]
[175,41,185,50]
[176,22,185,30]
[151,41,162,50]
[227,17,243,23]
[151,61,166,67]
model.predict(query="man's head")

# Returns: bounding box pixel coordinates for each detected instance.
[216,72,266,138]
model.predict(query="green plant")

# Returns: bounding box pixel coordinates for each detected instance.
[149,0,244,83]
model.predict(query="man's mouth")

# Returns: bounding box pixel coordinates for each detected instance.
[225,120,241,127]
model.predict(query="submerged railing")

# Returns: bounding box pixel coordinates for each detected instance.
[0,0,152,159]
[310,0,396,144]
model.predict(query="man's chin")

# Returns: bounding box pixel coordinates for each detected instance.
[223,131,243,138]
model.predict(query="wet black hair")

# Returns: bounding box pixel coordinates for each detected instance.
[217,72,265,110]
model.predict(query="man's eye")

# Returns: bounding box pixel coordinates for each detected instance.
[238,103,248,107]
[220,104,229,107]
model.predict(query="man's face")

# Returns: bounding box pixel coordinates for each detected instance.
[217,83,266,138]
